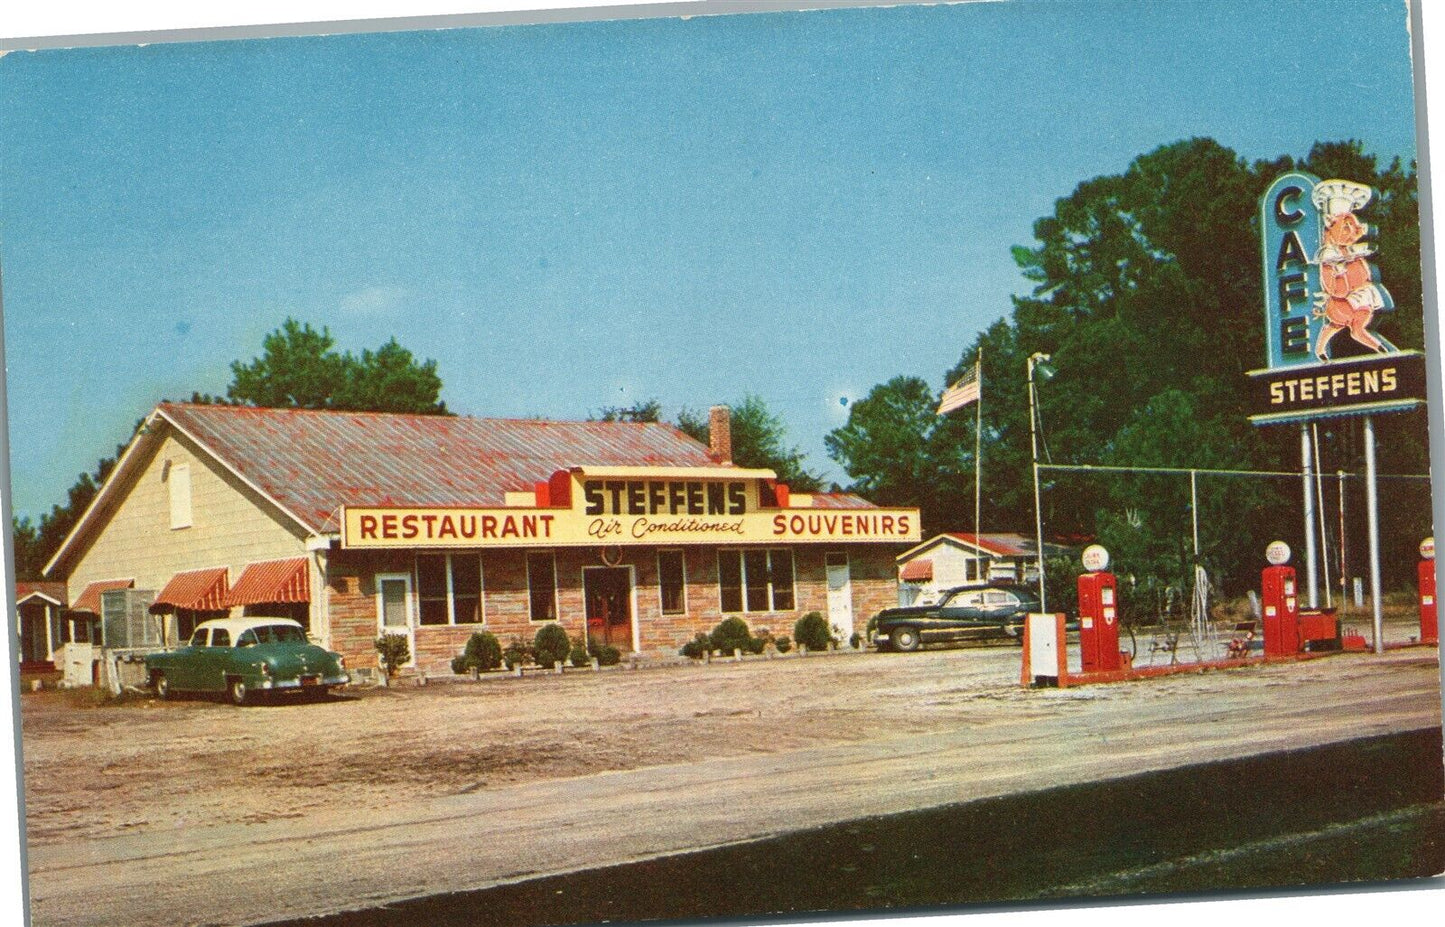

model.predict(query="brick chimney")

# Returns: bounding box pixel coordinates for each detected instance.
[708,405,732,464]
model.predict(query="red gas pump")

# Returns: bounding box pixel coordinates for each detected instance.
[1419,537,1438,645]
[1261,541,1299,657]
[1077,544,1122,673]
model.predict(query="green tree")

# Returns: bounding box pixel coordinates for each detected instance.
[594,399,663,423]
[677,395,822,491]
[227,318,447,414]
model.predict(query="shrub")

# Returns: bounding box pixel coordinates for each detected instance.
[680,633,712,659]
[450,655,469,675]
[595,644,622,666]
[569,643,590,667]
[794,612,832,651]
[849,633,862,649]
[374,633,411,679]
[463,631,503,672]
[533,624,572,668]
[502,639,533,669]
[710,616,755,655]
[774,635,792,654]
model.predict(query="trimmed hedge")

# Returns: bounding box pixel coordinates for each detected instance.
[533,624,572,667]
[794,612,832,652]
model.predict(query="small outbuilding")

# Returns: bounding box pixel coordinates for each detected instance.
[895,532,1070,606]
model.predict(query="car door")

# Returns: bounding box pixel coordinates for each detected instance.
[983,591,1020,636]
[173,628,209,690]
[935,590,984,641]
[202,627,233,691]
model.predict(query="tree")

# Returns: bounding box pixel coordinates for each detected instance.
[594,399,662,423]
[227,318,447,414]
[677,395,822,491]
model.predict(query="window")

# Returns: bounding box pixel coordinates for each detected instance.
[527,552,557,621]
[416,553,483,625]
[211,629,231,647]
[167,462,192,529]
[658,550,686,614]
[417,556,449,625]
[237,630,258,647]
[190,629,209,647]
[718,549,795,613]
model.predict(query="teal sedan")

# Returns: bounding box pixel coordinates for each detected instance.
[145,617,349,705]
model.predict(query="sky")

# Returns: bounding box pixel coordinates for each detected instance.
[0,0,1422,520]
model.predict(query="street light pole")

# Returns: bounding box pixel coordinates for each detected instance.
[1028,352,1049,611]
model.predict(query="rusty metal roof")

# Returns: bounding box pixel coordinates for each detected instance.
[15,581,67,607]
[810,492,876,509]
[899,559,933,581]
[159,404,723,532]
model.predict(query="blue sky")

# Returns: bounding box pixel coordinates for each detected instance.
[0,0,1420,519]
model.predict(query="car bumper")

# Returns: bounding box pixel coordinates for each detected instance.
[259,673,349,690]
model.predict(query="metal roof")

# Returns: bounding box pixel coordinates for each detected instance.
[14,581,67,607]
[899,559,933,582]
[159,403,724,532]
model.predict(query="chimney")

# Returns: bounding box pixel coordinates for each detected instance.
[708,405,732,464]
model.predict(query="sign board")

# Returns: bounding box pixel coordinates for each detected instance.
[342,473,920,549]
[1081,544,1110,572]
[1421,537,1435,560]
[1266,540,1292,565]
[1251,174,1421,426]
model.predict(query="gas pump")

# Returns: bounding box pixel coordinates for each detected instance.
[1261,541,1300,657]
[1419,537,1438,645]
[1077,544,1123,673]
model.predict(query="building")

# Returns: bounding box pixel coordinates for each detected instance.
[895,532,1069,605]
[14,581,66,685]
[42,403,920,679]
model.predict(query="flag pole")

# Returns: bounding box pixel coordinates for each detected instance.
[974,348,983,560]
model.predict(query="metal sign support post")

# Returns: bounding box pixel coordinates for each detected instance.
[1364,415,1384,653]
[1301,423,1319,608]
[1028,353,1047,612]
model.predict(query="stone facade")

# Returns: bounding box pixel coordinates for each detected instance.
[322,544,904,675]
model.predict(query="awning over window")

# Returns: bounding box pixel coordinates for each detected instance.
[150,567,229,613]
[70,579,134,615]
[900,559,933,582]
[223,558,309,607]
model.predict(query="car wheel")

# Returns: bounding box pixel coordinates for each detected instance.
[228,677,250,707]
[152,673,170,700]
[892,627,921,652]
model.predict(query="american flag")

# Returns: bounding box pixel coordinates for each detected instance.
[937,363,981,415]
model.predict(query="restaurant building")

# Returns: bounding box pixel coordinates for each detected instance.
[43,403,919,678]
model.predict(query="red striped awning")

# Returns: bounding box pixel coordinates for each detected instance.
[900,559,933,582]
[223,558,309,607]
[150,567,229,613]
[70,579,134,615]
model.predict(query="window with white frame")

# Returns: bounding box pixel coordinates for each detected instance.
[167,462,192,529]
[718,548,795,613]
[527,552,557,621]
[416,553,484,626]
[658,550,686,614]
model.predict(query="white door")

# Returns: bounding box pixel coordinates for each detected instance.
[376,574,415,667]
[826,553,853,645]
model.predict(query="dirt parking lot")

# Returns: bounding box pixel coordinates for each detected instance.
[18,618,1445,927]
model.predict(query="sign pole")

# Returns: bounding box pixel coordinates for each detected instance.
[1301,423,1319,608]
[1364,415,1384,652]
[974,348,983,557]
[1028,353,1048,611]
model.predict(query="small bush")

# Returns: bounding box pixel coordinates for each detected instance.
[849,632,862,649]
[595,644,622,666]
[450,655,469,674]
[503,639,533,669]
[463,631,503,672]
[533,624,572,667]
[710,616,755,655]
[375,633,410,678]
[569,643,590,667]
[774,636,792,654]
[680,633,712,659]
[794,612,832,651]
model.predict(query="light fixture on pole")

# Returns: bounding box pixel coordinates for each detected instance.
[1027,352,1053,610]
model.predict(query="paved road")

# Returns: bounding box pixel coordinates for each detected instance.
[25,649,1443,927]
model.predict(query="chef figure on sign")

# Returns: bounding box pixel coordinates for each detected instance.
[1311,178,1395,361]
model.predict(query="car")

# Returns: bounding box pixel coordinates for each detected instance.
[145,617,349,705]
[869,583,1043,652]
